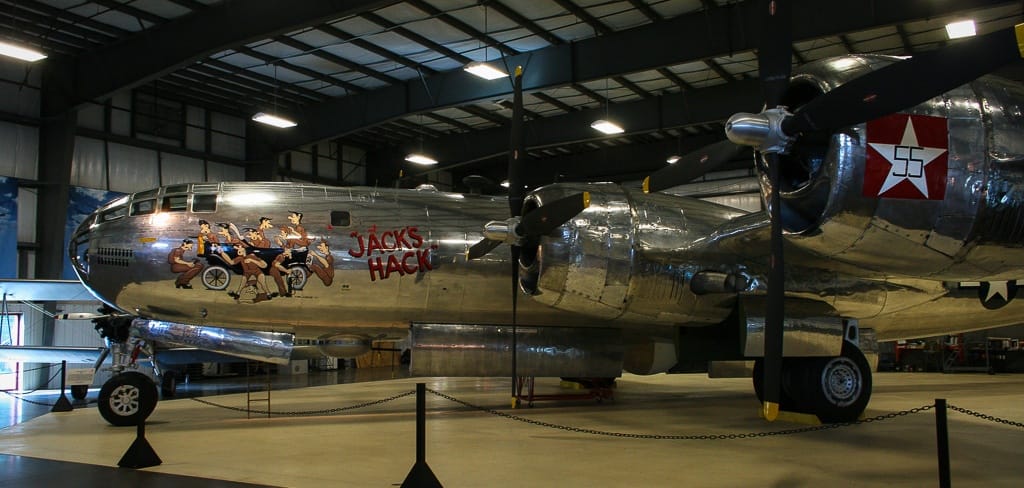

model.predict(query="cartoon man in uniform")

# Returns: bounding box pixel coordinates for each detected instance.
[245,226,270,248]
[257,217,274,245]
[268,248,294,297]
[217,222,243,245]
[220,243,270,303]
[285,211,310,249]
[197,220,217,256]
[167,239,203,289]
[309,240,334,286]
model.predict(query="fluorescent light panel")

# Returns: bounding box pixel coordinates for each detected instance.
[666,155,681,164]
[252,112,297,128]
[591,119,624,135]
[945,20,976,39]
[405,153,438,165]
[0,41,46,62]
[464,62,507,80]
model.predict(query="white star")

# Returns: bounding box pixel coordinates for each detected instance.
[985,281,1010,302]
[868,117,947,198]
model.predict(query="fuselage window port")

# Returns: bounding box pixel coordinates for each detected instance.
[130,199,156,216]
[331,210,351,227]
[162,195,188,212]
[101,206,127,222]
[164,184,189,194]
[192,194,217,212]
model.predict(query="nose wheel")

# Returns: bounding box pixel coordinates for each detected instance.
[98,372,158,426]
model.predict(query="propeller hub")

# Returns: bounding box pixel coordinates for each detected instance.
[482,217,524,245]
[725,107,794,154]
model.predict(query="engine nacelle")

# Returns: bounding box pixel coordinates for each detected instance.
[772,55,1024,280]
[518,183,747,324]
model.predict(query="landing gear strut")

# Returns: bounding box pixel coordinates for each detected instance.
[753,343,872,423]
[92,314,160,426]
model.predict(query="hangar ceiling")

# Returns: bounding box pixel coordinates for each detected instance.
[2,0,1022,190]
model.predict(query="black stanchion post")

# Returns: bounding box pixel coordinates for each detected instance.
[935,398,951,488]
[51,360,73,412]
[401,383,442,487]
[118,421,162,469]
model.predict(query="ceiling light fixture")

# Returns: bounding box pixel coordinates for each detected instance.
[945,20,976,39]
[465,62,507,80]
[252,112,297,128]
[591,119,624,135]
[0,41,46,62]
[666,155,681,164]
[251,64,297,128]
[500,179,510,188]
[464,5,507,81]
[405,153,438,166]
[592,78,624,135]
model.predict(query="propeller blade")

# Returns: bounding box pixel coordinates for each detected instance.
[643,140,746,193]
[57,312,112,320]
[762,152,785,421]
[784,24,1024,135]
[518,192,591,237]
[758,0,792,108]
[508,66,526,219]
[466,238,502,260]
[757,0,792,422]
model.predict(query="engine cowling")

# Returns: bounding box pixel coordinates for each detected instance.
[772,55,1024,280]
[517,183,746,325]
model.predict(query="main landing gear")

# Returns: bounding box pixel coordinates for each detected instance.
[753,342,872,423]
[93,315,160,426]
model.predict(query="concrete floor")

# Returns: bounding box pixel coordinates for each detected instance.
[1,371,1023,487]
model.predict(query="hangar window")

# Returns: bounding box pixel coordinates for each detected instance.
[331,211,351,227]
[192,194,217,212]
[161,195,188,212]
[130,199,156,216]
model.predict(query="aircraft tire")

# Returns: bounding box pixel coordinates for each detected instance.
[805,344,872,423]
[70,384,89,400]
[98,372,158,427]
[202,265,231,290]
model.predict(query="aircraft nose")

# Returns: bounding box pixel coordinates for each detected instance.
[68,211,97,280]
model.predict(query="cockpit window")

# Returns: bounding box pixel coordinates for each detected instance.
[101,206,127,222]
[331,211,351,227]
[135,188,158,199]
[164,184,189,194]
[161,195,188,212]
[192,194,217,212]
[130,199,156,216]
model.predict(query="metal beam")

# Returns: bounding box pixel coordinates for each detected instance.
[402,78,761,173]
[55,0,397,114]
[264,0,1012,150]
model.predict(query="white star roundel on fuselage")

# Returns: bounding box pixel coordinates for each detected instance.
[862,114,949,200]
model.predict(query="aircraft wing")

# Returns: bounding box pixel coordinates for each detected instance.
[0,279,96,302]
[0,346,106,365]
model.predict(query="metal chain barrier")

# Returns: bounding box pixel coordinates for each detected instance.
[948,404,1024,429]
[0,364,62,376]
[427,388,934,440]
[1,367,67,407]
[190,389,416,416]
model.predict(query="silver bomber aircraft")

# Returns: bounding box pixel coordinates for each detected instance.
[28,20,1024,426]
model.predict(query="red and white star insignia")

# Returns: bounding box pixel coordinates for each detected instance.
[862,114,948,200]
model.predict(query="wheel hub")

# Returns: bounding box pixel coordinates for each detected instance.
[821,357,861,407]
[110,384,141,416]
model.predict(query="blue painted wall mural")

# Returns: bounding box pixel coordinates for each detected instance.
[63,187,125,280]
[0,177,17,279]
